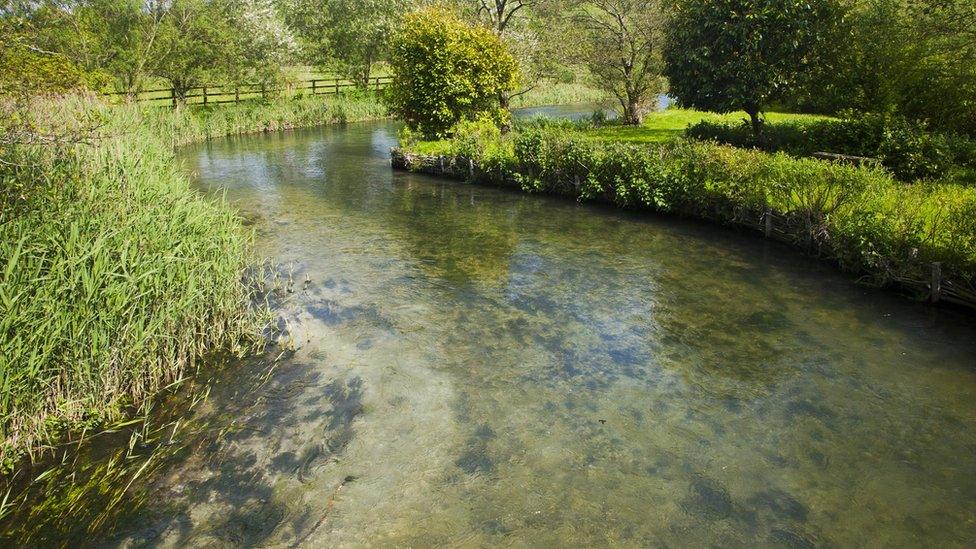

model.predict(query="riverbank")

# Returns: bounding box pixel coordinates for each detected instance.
[392,114,976,310]
[0,93,389,471]
[0,88,620,473]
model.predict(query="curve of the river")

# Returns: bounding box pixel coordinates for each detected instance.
[12,111,976,547]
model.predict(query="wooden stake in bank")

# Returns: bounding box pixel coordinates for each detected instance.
[931,262,943,303]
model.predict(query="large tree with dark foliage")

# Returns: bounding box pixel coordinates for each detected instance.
[663,0,833,139]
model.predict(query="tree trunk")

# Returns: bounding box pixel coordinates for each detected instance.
[622,93,643,125]
[359,64,372,91]
[499,90,512,134]
[747,108,764,144]
[627,99,643,125]
[172,79,189,107]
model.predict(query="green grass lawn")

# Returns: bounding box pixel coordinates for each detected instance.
[403,109,833,155]
[583,109,832,144]
[407,139,452,155]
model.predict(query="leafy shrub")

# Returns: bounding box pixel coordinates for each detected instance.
[448,115,503,158]
[385,7,518,138]
[447,115,515,179]
[687,113,966,182]
[946,134,976,169]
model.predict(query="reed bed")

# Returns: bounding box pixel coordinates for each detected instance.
[0,93,388,470]
[510,81,610,109]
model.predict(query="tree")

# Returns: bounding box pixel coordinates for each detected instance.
[151,0,291,103]
[663,0,833,139]
[784,0,975,135]
[473,0,532,117]
[574,0,665,125]
[150,0,235,102]
[456,0,574,125]
[903,0,976,134]
[0,17,102,95]
[285,0,407,90]
[222,0,294,90]
[472,0,533,33]
[386,7,519,137]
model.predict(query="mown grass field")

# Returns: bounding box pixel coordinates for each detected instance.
[409,108,831,155]
[582,109,831,143]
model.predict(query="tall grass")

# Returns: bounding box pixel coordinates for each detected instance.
[141,92,389,147]
[510,81,610,108]
[0,92,388,470]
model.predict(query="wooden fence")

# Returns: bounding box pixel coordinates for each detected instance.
[103,75,393,107]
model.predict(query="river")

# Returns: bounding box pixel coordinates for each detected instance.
[6,112,976,546]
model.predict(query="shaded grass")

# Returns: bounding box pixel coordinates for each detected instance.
[0,92,388,470]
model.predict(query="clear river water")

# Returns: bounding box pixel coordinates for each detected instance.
[6,109,976,547]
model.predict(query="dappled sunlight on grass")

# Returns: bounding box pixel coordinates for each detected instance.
[584,109,832,144]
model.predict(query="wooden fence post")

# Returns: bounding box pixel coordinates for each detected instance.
[764,209,773,238]
[469,158,474,179]
[235,87,240,103]
[312,80,318,95]
[334,80,340,95]
[202,86,208,106]
[931,262,943,303]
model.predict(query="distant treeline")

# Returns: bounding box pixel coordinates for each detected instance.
[1,0,974,133]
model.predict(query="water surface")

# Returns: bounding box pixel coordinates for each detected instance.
[13,117,976,546]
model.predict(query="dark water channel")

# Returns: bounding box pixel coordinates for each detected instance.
[7,109,976,546]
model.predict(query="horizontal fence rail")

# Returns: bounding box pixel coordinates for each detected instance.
[103,75,393,106]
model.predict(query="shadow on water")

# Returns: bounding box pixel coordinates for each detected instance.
[1,346,369,546]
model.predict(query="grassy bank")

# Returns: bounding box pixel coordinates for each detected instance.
[511,81,610,109]
[0,93,388,470]
[395,115,976,308]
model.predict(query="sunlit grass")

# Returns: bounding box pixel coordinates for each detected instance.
[510,81,610,109]
[583,109,832,144]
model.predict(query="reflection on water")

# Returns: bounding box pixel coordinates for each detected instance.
[9,119,976,546]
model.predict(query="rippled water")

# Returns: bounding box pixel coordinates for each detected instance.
[9,115,976,547]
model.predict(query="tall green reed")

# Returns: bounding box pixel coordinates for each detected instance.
[0,92,387,469]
